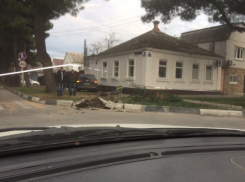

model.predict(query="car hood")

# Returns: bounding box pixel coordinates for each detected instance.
[0,124,244,138]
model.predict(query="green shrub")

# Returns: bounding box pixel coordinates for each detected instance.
[132,87,181,103]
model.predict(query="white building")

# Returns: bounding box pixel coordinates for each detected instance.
[181,23,245,95]
[87,21,223,94]
[63,52,84,71]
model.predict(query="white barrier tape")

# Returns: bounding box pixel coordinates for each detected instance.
[0,64,81,77]
[1,64,208,91]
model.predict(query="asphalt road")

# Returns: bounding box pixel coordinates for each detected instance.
[1,87,245,130]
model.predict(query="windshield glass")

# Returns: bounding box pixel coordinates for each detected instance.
[79,74,96,80]
[0,0,245,142]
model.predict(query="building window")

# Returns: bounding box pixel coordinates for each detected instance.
[175,62,183,79]
[128,59,134,77]
[206,65,212,81]
[192,64,199,80]
[235,47,243,60]
[159,60,167,78]
[102,62,107,77]
[229,75,238,84]
[114,61,119,77]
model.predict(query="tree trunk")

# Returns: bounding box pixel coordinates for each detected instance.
[33,13,56,92]
[13,35,20,72]
[24,71,31,87]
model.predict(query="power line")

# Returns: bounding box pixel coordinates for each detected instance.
[49,15,142,34]
[46,43,66,54]
[49,19,142,37]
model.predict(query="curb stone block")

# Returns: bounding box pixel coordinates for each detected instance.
[243,111,245,118]
[28,96,32,101]
[169,107,200,114]
[32,97,40,102]
[45,100,57,105]
[124,104,142,111]
[99,98,108,105]
[143,105,170,113]
[200,109,243,117]
[57,100,73,107]
[115,103,124,110]
[23,94,29,99]
[105,101,115,109]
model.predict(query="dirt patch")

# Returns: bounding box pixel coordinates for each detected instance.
[89,97,105,109]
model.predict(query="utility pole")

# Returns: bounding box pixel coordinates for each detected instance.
[84,39,87,71]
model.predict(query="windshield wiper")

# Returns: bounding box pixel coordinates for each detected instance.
[0,127,52,133]
[0,127,245,157]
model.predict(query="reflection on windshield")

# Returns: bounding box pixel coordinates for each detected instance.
[0,0,244,139]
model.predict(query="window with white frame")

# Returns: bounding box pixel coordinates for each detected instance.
[206,65,212,81]
[159,60,167,78]
[128,59,134,77]
[229,75,238,84]
[114,61,119,77]
[175,62,183,79]
[192,64,199,80]
[102,62,107,77]
[235,47,243,60]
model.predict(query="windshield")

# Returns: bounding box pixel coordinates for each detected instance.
[79,74,96,80]
[0,0,245,143]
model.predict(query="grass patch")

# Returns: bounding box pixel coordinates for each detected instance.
[11,86,101,101]
[121,96,232,110]
[185,97,245,108]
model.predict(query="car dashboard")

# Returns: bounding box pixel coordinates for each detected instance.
[1,137,245,182]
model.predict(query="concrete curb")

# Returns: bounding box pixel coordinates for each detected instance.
[183,99,243,110]
[87,101,245,118]
[45,99,73,107]
[200,109,243,117]
[5,87,40,102]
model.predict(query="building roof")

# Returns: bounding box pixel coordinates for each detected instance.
[67,52,84,64]
[180,23,245,44]
[53,58,64,66]
[99,21,222,58]
[180,24,232,44]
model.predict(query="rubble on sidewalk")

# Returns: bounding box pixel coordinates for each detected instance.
[73,98,90,109]
[89,97,105,109]
[73,97,124,110]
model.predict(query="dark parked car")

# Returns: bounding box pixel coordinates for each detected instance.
[76,74,98,92]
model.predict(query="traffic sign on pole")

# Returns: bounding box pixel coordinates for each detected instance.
[19,60,27,68]
[18,52,27,60]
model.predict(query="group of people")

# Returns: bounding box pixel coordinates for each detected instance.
[57,67,78,96]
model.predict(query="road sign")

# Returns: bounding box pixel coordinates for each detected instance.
[18,52,27,60]
[19,60,27,68]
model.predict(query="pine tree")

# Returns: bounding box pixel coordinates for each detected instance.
[141,0,245,32]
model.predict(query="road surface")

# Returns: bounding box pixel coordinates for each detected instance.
[0,87,245,130]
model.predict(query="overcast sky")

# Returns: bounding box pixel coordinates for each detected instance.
[46,0,220,59]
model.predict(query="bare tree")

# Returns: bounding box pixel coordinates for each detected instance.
[89,41,104,55]
[88,31,120,55]
[103,31,120,50]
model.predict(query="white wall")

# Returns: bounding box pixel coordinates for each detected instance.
[226,31,245,69]
[87,50,221,91]
[145,51,221,91]
[87,52,146,88]
[196,41,226,57]
[63,53,83,71]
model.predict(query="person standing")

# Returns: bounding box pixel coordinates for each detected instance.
[57,67,65,96]
[68,69,78,96]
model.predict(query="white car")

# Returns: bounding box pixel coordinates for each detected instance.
[21,79,40,86]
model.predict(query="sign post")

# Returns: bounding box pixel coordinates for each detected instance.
[18,52,27,88]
